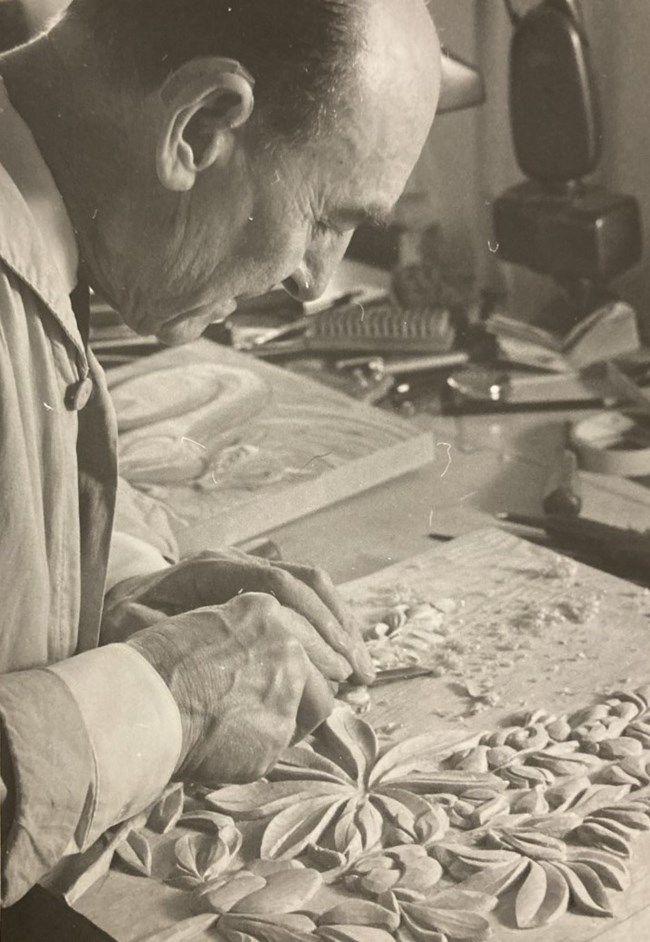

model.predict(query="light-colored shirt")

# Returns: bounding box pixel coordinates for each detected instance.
[0,76,183,905]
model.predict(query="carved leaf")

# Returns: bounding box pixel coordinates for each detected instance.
[567,785,631,819]
[527,812,582,838]
[179,810,239,832]
[230,867,321,914]
[371,787,449,846]
[147,783,185,834]
[572,823,632,857]
[218,912,316,942]
[487,828,567,861]
[171,830,241,888]
[333,799,383,858]
[403,896,494,942]
[387,770,505,796]
[318,928,396,942]
[260,795,348,860]
[319,707,379,785]
[554,862,614,917]
[133,914,219,942]
[460,858,528,897]
[270,745,355,786]
[200,873,267,914]
[544,776,591,812]
[570,851,630,892]
[370,733,465,787]
[595,804,650,831]
[114,829,153,877]
[436,842,520,882]
[524,862,570,928]
[599,738,644,760]
[302,842,348,878]
[209,780,349,819]
[318,900,400,932]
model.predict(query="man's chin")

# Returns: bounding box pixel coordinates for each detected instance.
[154,302,237,347]
[155,319,207,347]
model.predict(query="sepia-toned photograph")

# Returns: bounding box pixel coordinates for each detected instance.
[0,1,649,939]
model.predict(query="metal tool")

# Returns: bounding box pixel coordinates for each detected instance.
[497,511,650,585]
[542,423,583,516]
[371,666,439,686]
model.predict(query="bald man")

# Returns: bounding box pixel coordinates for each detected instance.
[0,0,440,903]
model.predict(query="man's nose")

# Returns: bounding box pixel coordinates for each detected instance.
[282,234,353,302]
[282,266,323,302]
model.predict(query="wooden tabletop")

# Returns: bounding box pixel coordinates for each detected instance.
[72,404,650,942]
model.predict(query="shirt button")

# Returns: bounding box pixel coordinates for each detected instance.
[65,376,94,411]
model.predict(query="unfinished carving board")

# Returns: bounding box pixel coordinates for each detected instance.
[72,528,650,942]
[342,527,650,743]
[106,339,433,553]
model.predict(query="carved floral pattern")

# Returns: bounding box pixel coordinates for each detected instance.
[116,687,650,940]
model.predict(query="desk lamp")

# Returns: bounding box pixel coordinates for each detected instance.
[493,0,643,321]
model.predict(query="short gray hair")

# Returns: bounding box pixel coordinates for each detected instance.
[67,0,364,140]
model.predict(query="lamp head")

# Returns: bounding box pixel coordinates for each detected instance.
[437,49,485,114]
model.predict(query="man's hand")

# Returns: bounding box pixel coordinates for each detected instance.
[127,594,334,784]
[102,549,374,685]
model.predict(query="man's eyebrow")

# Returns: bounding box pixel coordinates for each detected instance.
[334,204,393,229]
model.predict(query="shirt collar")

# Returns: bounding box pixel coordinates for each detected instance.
[0,76,78,296]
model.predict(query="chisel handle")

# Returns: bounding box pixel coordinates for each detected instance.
[543,448,583,517]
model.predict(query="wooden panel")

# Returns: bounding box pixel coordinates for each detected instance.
[106,339,434,552]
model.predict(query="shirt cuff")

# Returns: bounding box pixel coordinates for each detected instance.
[105,531,171,593]
[47,644,182,850]
[0,669,94,905]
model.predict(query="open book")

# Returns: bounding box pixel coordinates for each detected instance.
[486,300,640,372]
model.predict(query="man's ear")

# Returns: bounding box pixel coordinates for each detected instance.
[156,58,255,192]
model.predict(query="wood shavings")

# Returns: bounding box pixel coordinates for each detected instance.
[363,595,465,674]
[538,554,579,584]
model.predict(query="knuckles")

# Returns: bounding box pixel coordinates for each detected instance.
[305,566,333,593]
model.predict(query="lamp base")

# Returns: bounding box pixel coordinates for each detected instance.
[493,181,642,284]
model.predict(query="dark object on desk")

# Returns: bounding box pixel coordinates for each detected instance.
[497,511,650,586]
[542,423,583,516]
[494,0,642,329]
[494,184,642,286]
[3,885,116,942]
[542,449,582,516]
[251,297,456,357]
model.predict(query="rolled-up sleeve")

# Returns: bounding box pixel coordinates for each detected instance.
[0,645,182,906]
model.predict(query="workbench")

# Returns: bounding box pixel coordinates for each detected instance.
[59,396,650,942]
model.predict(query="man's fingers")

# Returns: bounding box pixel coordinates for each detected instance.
[295,661,335,741]
[273,561,375,685]
[277,607,351,682]
[190,560,358,681]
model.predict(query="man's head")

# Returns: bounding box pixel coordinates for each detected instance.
[7,0,441,343]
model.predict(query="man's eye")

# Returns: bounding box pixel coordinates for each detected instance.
[315,219,346,238]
